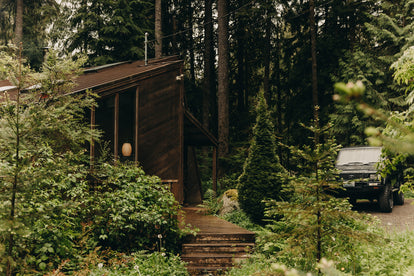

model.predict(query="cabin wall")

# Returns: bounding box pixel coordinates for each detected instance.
[137,68,183,203]
[90,62,185,203]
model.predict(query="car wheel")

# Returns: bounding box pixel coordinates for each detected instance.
[379,184,393,212]
[394,190,404,205]
[348,197,357,206]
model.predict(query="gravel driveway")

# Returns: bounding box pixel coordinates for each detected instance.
[354,198,414,232]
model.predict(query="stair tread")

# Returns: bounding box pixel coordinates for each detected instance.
[183,242,254,246]
[187,265,229,270]
[182,253,250,258]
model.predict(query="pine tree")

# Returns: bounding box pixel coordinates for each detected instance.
[238,91,286,223]
[68,0,152,65]
[332,0,414,146]
[265,122,375,272]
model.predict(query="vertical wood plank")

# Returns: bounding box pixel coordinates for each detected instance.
[114,93,119,161]
[135,87,139,163]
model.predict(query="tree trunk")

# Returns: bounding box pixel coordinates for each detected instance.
[236,35,245,113]
[264,14,271,102]
[309,0,319,131]
[155,0,162,58]
[14,0,23,45]
[203,0,214,130]
[187,0,195,83]
[217,0,229,157]
[309,0,321,264]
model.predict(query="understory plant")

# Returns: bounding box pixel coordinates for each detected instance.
[87,162,182,253]
[0,46,97,275]
[86,251,189,276]
[264,123,378,273]
[0,47,185,275]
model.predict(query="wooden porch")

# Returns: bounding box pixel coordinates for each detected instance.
[180,207,255,275]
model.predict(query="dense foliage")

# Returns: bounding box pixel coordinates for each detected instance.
[264,124,376,272]
[226,228,414,275]
[238,92,287,223]
[66,0,153,65]
[88,163,181,252]
[0,49,183,275]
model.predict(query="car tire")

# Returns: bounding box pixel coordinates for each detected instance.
[348,197,357,206]
[379,184,393,212]
[394,190,404,205]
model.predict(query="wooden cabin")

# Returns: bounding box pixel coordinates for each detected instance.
[72,57,217,204]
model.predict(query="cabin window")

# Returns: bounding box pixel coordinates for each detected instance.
[93,87,138,162]
[118,89,136,161]
[95,95,115,159]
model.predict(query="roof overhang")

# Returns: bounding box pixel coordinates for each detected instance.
[184,109,218,147]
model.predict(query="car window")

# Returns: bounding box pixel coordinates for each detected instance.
[336,147,382,166]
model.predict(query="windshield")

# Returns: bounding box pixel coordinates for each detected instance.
[336,147,382,166]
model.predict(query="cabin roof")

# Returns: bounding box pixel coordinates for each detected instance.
[72,56,182,94]
[0,57,217,147]
[75,56,217,147]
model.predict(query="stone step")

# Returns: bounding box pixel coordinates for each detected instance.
[182,243,255,254]
[184,233,255,244]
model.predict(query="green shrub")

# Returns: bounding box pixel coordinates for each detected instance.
[199,189,222,215]
[238,91,287,224]
[87,251,189,276]
[0,48,97,275]
[87,163,182,253]
[220,209,263,233]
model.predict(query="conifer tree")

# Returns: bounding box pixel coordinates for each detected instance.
[332,0,414,146]
[238,91,286,223]
[265,122,375,272]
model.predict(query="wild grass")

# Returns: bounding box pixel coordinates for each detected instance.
[224,208,414,275]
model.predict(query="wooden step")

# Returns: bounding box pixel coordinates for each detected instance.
[182,252,249,266]
[184,233,255,244]
[182,243,255,254]
[180,207,255,275]
[186,266,227,275]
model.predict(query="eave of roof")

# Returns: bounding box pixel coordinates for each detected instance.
[184,109,218,147]
[72,57,182,94]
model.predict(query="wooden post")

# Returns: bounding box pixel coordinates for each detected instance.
[134,87,139,164]
[90,106,95,168]
[114,93,119,161]
[178,67,185,204]
[212,146,218,193]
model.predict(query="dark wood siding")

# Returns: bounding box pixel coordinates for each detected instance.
[137,69,181,190]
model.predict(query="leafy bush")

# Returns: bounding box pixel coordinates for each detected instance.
[0,48,184,274]
[0,47,97,274]
[198,189,222,215]
[238,91,287,224]
[86,251,189,276]
[87,162,182,253]
[220,209,263,233]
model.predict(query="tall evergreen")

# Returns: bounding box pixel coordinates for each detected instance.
[0,0,60,69]
[67,0,152,65]
[332,0,414,146]
[265,123,374,272]
[238,91,286,223]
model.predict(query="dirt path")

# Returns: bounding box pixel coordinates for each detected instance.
[354,198,414,232]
